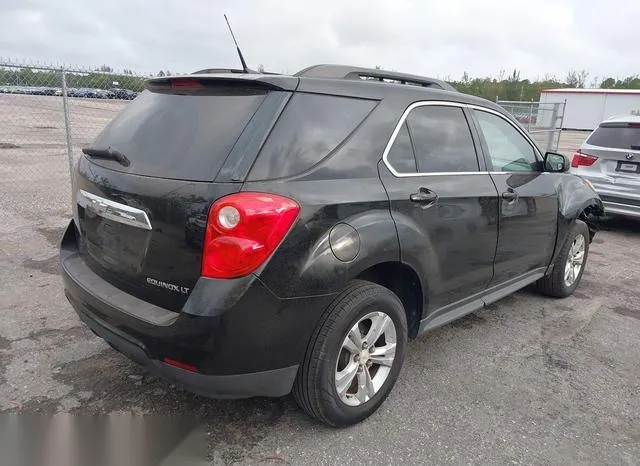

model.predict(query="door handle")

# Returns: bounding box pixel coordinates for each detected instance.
[410,188,438,205]
[501,188,519,202]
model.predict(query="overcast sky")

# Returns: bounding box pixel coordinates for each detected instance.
[1,0,638,82]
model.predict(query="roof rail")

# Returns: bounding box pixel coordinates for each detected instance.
[294,64,457,92]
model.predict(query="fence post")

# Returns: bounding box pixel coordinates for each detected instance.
[528,101,533,132]
[547,103,559,152]
[61,70,74,182]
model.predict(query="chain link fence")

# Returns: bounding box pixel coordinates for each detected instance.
[0,59,146,229]
[497,100,566,153]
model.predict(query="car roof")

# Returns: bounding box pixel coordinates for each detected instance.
[298,74,507,116]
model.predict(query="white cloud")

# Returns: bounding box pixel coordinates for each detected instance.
[0,0,638,81]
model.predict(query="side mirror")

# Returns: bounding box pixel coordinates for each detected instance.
[544,152,570,173]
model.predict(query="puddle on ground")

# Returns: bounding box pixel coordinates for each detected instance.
[23,256,59,276]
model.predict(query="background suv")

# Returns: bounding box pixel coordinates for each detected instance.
[570,114,640,218]
[60,65,603,426]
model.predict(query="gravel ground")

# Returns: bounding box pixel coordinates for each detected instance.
[0,95,638,465]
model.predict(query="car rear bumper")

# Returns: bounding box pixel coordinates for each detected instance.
[600,201,640,218]
[60,220,331,398]
[570,172,640,218]
[72,303,297,399]
[593,189,640,219]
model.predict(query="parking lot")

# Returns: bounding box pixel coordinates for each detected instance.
[0,94,639,464]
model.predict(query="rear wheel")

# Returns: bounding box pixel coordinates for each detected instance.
[537,220,590,298]
[293,280,407,426]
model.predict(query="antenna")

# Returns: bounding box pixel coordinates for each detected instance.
[224,14,249,73]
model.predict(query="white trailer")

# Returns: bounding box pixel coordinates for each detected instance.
[539,88,640,131]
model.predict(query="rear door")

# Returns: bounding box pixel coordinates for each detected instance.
[74,78,292,311]
[471,108,558,285]
[379,102,499,313]
[576,121,640,210]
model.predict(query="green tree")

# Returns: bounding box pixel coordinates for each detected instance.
[619,75,640,88]
[600,77,615,88]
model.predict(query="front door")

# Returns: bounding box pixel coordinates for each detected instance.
[470,109,558,285]
[379,103,499,314]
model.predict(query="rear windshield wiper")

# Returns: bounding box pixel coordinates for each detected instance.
[82,147,130,167]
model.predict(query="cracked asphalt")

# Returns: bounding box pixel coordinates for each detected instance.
[1,96,639,464]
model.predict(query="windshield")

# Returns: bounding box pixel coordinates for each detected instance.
[89,90,267,181]
[587,123,640,150]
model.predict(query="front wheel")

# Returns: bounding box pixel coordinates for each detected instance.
[293,280,408,426]
[537,220,590,298]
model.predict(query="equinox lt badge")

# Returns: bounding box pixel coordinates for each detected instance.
[146,277,190,295]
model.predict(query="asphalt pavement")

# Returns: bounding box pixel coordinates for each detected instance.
[0,215,638,465]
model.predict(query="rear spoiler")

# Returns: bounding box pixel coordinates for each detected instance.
[145,74,299,92]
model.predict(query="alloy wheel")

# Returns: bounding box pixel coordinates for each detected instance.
[334,311,397,407]
[564,233,586,287]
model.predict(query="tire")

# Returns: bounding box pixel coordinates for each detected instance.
[537,220,590,298]
[293,280,408,426]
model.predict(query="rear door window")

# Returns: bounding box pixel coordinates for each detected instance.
[587,123,640,150]
[89,89,267,181]
[405,105,479,173]
[248,93,376,180]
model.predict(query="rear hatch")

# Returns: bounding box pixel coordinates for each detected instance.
[73,75,295,312]
[581,121,640,179]
[579,121,640,205]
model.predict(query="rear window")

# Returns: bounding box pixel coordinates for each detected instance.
[587,123,640,150]
[89,89,266,181]
[248,93,376,180]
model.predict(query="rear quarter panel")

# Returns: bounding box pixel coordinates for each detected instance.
[242,178,400,298]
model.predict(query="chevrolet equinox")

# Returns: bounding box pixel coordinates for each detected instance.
[60,65,604,426]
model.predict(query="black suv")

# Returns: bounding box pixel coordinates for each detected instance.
[60,65,604,426]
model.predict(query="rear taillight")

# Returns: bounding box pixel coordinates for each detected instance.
[571,151,598,168]
[201,192,300,279]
